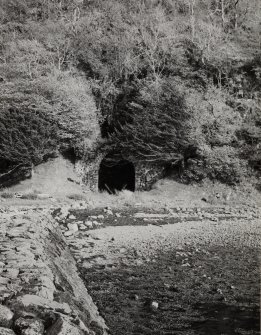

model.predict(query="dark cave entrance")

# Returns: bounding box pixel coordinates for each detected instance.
[62,148,77,164]
[98,158,135,194]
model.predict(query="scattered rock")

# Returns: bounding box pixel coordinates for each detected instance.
[217,288,223,295]
[181,263,191,267]
[84,221,93,228]
[59,208,69,219]
[0,305,14,327]
[115,213,121,218]
[151,301,159,310]
[97,215,104,219]
[68,215,76,220]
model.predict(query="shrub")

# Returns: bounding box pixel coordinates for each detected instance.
[0,107,58,165]
[184,145,249,185]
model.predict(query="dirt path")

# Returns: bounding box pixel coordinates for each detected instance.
[55,206,260,335]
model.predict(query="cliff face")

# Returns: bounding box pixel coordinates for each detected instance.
[0,206,108,335]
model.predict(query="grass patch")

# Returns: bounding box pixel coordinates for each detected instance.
[67,193,86,201]
[0,191,14,198]
[20,193,38,200]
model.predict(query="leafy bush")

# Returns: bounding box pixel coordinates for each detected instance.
[203,146,248,184]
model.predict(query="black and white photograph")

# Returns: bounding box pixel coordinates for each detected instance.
[0,1,260,334]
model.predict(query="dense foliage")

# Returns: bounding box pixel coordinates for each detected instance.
[0,0,260,186]
[0,107,57,165]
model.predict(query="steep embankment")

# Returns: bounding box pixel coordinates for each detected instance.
[0,206,108,335]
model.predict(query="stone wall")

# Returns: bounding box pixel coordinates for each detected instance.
[76,154,166,192]
[75,153,104,192]
[135,163,166,191]
[0,206,108,335]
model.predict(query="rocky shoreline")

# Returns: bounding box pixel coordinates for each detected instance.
[0,206,108,335]
[0,202,259,334]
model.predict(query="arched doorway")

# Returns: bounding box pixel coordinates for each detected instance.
[98,157,135,194]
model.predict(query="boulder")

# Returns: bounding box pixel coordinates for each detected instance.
[11,295,71,316]
[37,194,51,200]
[0,277,10,285]
[2,269,19,279]
[14,317,44,335]
[0,327,16,335]
[67,223,78,232]
[63,231,74,237]
[47,317,84,335]
[59,208,70,219]
[84,221,93,228]
[0,305,13,328]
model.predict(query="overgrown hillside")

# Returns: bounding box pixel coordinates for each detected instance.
[0,0,260,188]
